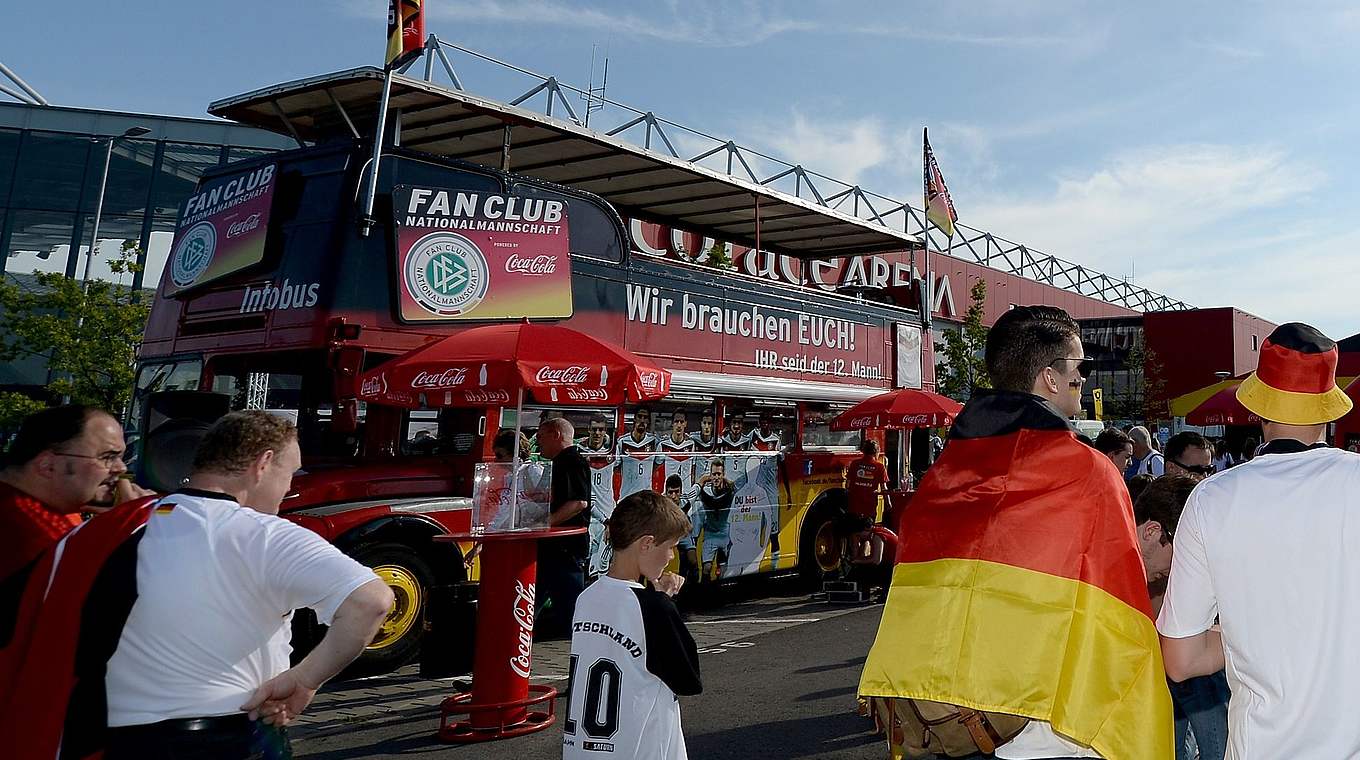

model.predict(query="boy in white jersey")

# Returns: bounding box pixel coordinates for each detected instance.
[564,491,701,760]
[664,475,701,585]
[617,407,659,499]
[581,415,617,576]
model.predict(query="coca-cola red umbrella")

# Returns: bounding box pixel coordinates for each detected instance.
[1185,385,1260,426]
[830,388,963,431]
[356,322,671,409]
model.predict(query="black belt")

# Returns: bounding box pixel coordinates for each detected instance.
[114,713,252,733]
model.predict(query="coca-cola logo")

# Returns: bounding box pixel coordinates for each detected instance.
[509,580,535,678]
[504,253,558,275]
[897,414,931,425]
[463,389,511,404]
[637,371,661,391]
[226,213,262,238]
[360,374,386,397]
[411,368,468,388]
[566,387,609,402]
[850,416,874,428]
[535,365,590,385]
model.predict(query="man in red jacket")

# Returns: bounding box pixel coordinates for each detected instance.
[1,406,150,640]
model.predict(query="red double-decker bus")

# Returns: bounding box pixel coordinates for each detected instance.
[129,69,925,671]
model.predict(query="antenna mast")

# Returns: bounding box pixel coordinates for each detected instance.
[582,44,609,127]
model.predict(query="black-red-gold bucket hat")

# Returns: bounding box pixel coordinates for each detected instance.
[1236,323,1353,425]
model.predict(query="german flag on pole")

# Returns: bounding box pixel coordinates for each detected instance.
[386,0,425,70]
[859,391,1173,759]
[923,128,958,237]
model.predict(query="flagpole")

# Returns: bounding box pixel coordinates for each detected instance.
[359,66,395,238]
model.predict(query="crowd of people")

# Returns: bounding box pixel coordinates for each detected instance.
[0,408,393,759]
[859,308,1360,760]
[4,304,1355,760]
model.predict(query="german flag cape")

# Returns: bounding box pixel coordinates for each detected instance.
[859,391,1172,760]
[0,496,157,760]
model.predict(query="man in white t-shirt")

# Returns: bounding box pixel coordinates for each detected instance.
[1126,426,1165,479]
[1159,323,1359,760]
[101,411,394,758]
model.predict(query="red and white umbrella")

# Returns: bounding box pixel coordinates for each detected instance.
[1185,386,1260,426]
[356,322,671,409]
[830,388,963,431]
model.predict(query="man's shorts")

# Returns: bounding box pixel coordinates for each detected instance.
[700,529,731,564]
[835,509,874,536]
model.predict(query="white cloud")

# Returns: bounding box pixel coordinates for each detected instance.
[1189,40,1264,60]
[967,144,1322,268]
[747,112,891,185]
[403,0,817,47]
[962,143,1347,330]
[347,0,1108,51]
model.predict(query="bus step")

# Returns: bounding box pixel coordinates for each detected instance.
[813,580,868,604]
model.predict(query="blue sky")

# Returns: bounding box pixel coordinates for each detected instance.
[6,1,1359,337]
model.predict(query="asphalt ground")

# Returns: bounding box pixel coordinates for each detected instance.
[293,582,891,759]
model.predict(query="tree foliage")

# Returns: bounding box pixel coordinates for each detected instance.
[0,391,46,433]
[1107,334,1168,423]
[702,240,733,270]
[0,240,150,417]
[934,279,991,402]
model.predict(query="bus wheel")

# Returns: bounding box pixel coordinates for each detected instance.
[798,500,845,586]
[352,542,434,672]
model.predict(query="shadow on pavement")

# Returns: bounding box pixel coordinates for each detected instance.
[794,654,867,675]
[689,711,880,759]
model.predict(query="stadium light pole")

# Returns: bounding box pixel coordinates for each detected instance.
[82,125,151,289]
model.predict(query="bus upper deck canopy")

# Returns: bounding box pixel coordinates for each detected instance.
[208,67,921,261]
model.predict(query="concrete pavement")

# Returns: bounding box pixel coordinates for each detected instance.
[293,582,889,758]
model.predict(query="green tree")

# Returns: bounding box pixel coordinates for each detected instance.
[0,240,150,416]
[0,391,46,433]
[702,240,732,270]
[1108,335,1167,423]
[934,279,991,402]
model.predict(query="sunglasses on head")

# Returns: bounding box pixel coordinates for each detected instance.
[1048,356,1095,379]
[1172,460,1216,476]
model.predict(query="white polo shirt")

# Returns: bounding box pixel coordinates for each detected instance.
[1158,444,1360,759]
[105,490,380,727]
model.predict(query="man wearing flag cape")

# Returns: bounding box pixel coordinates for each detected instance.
[859,305,1173,759]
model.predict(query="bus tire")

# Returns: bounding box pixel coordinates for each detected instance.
[798,494,847,586]
[350,542,435,673]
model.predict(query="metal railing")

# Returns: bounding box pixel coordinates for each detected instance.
[398,36,1190,313]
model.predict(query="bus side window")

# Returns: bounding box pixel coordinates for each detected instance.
[512,183,624,263]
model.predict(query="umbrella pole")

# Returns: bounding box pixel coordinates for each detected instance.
[510,388,524,530]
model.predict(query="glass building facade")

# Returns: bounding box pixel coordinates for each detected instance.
[0,101,293,290]
[1080,316,1145,422]
[0,101,293,390]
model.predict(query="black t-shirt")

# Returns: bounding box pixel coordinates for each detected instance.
[550,445,592,557]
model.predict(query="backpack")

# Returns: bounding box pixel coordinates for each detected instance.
[868,696,1029,759]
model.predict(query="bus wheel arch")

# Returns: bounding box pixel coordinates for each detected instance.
[334,515,464,673]
[798,489,849,585]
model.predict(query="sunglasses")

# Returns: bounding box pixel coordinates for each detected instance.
[1049,356,1095,379]
[1172,460,1216,476]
